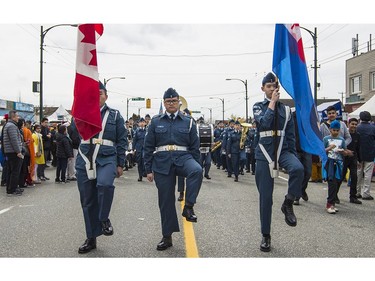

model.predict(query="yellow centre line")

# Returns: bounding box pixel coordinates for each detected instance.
[180,199,199,258]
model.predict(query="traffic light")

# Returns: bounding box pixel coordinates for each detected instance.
[146,98,151,109]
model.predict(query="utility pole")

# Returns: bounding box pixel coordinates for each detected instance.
[339,92,345,105]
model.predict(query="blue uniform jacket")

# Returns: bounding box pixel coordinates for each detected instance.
[143,111,200,175]
[75,104,127,168]
[221,127,233,152]
[133,127,146,153]
[214,127,224,142]
[227,130,241,154]
[253,99,297,162]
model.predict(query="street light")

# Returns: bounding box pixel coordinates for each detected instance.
[104,76,126,87]
[40,24,77,122]
[226,78,248,122]
[300,26,319,107]
[209,97,224,123]
[201,107,213,124]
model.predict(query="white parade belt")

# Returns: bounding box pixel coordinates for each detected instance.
[155,145,188,152]
[81,138,114,146]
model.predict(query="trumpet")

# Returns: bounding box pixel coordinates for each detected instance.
[240,122,252,149]
[211,141,222,152]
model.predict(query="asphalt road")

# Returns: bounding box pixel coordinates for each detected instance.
[1,163,375,258]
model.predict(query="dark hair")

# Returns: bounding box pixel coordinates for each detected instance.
[58,125,67,134]
[17,118,25,129]
[326,106,336,113]
[34,124,41,130]
[349,118,358,123]
[41,117,48,123]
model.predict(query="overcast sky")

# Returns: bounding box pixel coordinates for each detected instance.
[1,2,375,123]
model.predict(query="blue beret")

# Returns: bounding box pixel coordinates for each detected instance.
[229,119,235,123]
[145,114,151,118]
[262,72,277,85]
[139,118,145,122]
[330,120,341,130]
[163,88,179,99]
[99,81,106,91]
[235,120,241,125]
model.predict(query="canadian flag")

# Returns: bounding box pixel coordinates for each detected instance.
[71,24,104,140]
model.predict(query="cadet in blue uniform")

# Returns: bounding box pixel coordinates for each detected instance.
[75,81,127,254]
[213,121,224,169]
[227,120,242,182]
[133,117,147,181]
[253,72,303,252]
[144,88,203,251]
[222,119,235,177]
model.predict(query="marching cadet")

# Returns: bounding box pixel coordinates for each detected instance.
[144,88,203,251]
[133,117,147,181]
[253,72,303,252]
[213,121,224,169]
[75,81,127,254]
[222,119,235,177]
[227,120,242,182]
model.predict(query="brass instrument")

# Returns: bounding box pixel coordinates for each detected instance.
[239,122,252,149]
[179,96,188,112]
[211,141,222,152]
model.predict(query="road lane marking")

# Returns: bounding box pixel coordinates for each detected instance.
[0,206,14,215]
[180,199,199,258]
[278,176,288,182]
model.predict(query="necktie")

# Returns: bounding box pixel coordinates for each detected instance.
[170,113,175,120]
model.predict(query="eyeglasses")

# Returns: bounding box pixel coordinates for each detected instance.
[164,100,179,105]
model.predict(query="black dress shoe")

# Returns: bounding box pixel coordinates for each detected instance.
[301,192,309,201]
[177,192,184,202]
[101,219,114,236]
[137,177,142,182]
[356,194,362,199]
[234,176,238,182]
[260,236,271,252]
[350,197,362,204]
[78,238,96,254]
[227,174,232,178]
[281,198,297,227]
[182,205,197,222]
[362,195,374,200]
[204,175,211,179]
[251,172,255,175]
[156,236,173,251]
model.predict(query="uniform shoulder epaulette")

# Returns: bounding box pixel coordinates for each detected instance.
[152,114,162,119]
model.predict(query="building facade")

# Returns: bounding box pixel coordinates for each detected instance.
[345,48,375,112]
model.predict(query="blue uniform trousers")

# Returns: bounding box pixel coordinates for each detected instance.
[255,151,303,235]
[77,162,117,238]
[230,153,240,177]
[136,151,145,178]
[200,152,211,177]
[154,159,202,236]
[214,149,222,167]
[177,176,185,192]
[296,151,312,200]
[226,154,233,176]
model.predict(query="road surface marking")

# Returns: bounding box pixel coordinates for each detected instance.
[0,206,14,215]
[180,199,199,258]
[278,176,288,181]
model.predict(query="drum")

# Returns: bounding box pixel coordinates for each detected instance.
[198,124,213,148]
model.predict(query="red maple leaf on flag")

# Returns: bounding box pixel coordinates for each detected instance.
[71,24,104,140]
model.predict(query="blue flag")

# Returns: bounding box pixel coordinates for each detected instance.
[272,24,327,163]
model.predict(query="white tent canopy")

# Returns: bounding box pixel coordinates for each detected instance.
[348,95,375,118]
[47,104,72,123]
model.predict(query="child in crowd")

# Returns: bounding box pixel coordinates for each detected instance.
[323,120,348,214]
[55,125,73,183]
